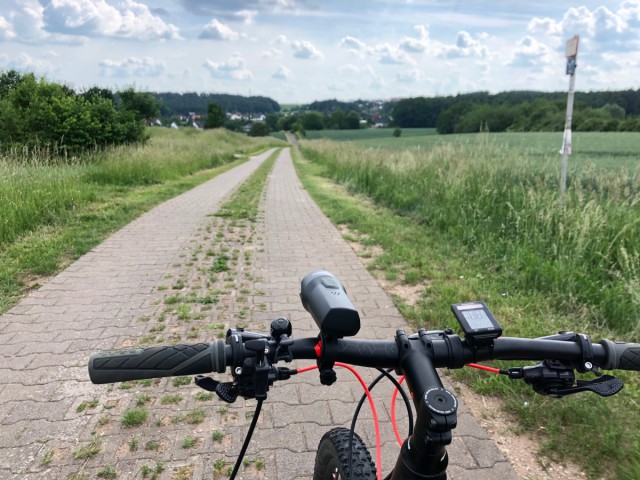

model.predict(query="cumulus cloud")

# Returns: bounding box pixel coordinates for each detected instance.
[0,0,87,45]
[528,3,640,51]
[271,34,289,45]
[272,65,291,80]
[0,51,57,75]
[41,0,181,41]
[397,68,424,83]
[340,36,367,51]
[199,19,239,40]
[0,16,16,41]
[292,40,323,59]
[261,47,283,59]
[203,53,252,80]
[399,24,430,53]
[439,31,489,58]
[99,56,165,77]
[375,43,416,65]
[235,10,258,24]
[507,36,553,70]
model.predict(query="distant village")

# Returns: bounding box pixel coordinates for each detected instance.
[146,99,392,133]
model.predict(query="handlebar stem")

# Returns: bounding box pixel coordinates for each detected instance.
[389,330,457,480]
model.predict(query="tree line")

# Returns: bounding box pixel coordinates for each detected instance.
[392,90,640,133]
[0,70,158,154]
[151,92,280,116]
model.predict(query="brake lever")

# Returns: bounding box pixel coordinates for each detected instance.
[551,375,624,398]
[194,375,238,403]
[507,361,624,398]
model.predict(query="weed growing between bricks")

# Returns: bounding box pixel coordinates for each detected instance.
[70,151,278,477]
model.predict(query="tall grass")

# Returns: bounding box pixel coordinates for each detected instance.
[301,137,640,338]
[1,128,281,245]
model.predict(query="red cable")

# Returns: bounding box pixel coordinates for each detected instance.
[390,376,406,446]
[335,362,383,480]
[296,363,383,480]
[466,363,501,374]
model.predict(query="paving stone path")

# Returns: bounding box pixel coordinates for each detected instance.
[0,147,518,479]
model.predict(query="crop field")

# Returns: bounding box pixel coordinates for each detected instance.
[302,127,436,141]
[296,130,640,479]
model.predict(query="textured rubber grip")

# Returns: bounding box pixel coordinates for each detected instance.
[600,340,640,371]
[88,340,226,384]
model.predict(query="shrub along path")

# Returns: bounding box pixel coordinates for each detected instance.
[0,147,516,479]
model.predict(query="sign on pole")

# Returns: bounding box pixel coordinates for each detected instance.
[560,35,579,208]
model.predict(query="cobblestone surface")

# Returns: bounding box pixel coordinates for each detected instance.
[0,147,518,479]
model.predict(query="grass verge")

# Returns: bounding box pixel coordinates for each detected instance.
[0,129,282,314]
[291,146,640,479]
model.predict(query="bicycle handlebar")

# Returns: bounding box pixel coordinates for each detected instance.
[88,341,226,384]
[88,333,640,385]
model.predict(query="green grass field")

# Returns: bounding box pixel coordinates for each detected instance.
[309,129,639,170]
[302,127,436,141]
[296,131,640,479]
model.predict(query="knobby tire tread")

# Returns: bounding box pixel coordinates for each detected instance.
[313,427,376,480]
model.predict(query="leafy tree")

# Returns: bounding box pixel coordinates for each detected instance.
[0,74,147,154]
[0,69,27,99]
[327,110,345,129]
[117,88,160,121]
[205,102,226,128]
[278,114,300,131]
[265,113,279,131]
[248,122,270,137]
[601,103,625,120]
[344,111,361,129]
[302,111,325,130]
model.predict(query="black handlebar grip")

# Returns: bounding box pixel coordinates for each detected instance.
[600,340,640,371]
[88,341,226,384]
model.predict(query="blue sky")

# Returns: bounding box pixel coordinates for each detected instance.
[1,0,639,103]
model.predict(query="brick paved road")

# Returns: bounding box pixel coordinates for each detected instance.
[0,147,517,479]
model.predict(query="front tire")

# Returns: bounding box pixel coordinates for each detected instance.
[313,427,376,480]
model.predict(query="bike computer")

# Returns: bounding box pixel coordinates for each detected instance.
[451,301,502,346]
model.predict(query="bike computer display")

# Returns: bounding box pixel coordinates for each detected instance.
[451,301,502,346]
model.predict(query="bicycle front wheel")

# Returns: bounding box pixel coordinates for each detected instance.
[313,427,377,480]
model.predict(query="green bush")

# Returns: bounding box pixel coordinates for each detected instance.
[0,70,150,154]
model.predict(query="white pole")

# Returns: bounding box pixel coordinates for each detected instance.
[560,73,576,207]
[560,35,579,209]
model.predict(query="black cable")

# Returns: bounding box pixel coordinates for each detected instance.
[229,399,263,480]
[347,368,413,479]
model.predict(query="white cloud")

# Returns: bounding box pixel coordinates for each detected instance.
[235,10,258,24]
[272,65,291,80]
[0,16,16,41]
[439,31,489,58]
[375,43,416,65]
[0,51,57,75]
[261,47,283,59]
[397,68,424,83]
[340,36,366,51]
[271,34,288,45]
[99,56,165,77]
[507,36,553,70]
[41,0,181,41]
[203,53,253,80]
[200,19,239,41]
[399,24,430,53]
[292,40,323,59]
[529,4,639,51]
